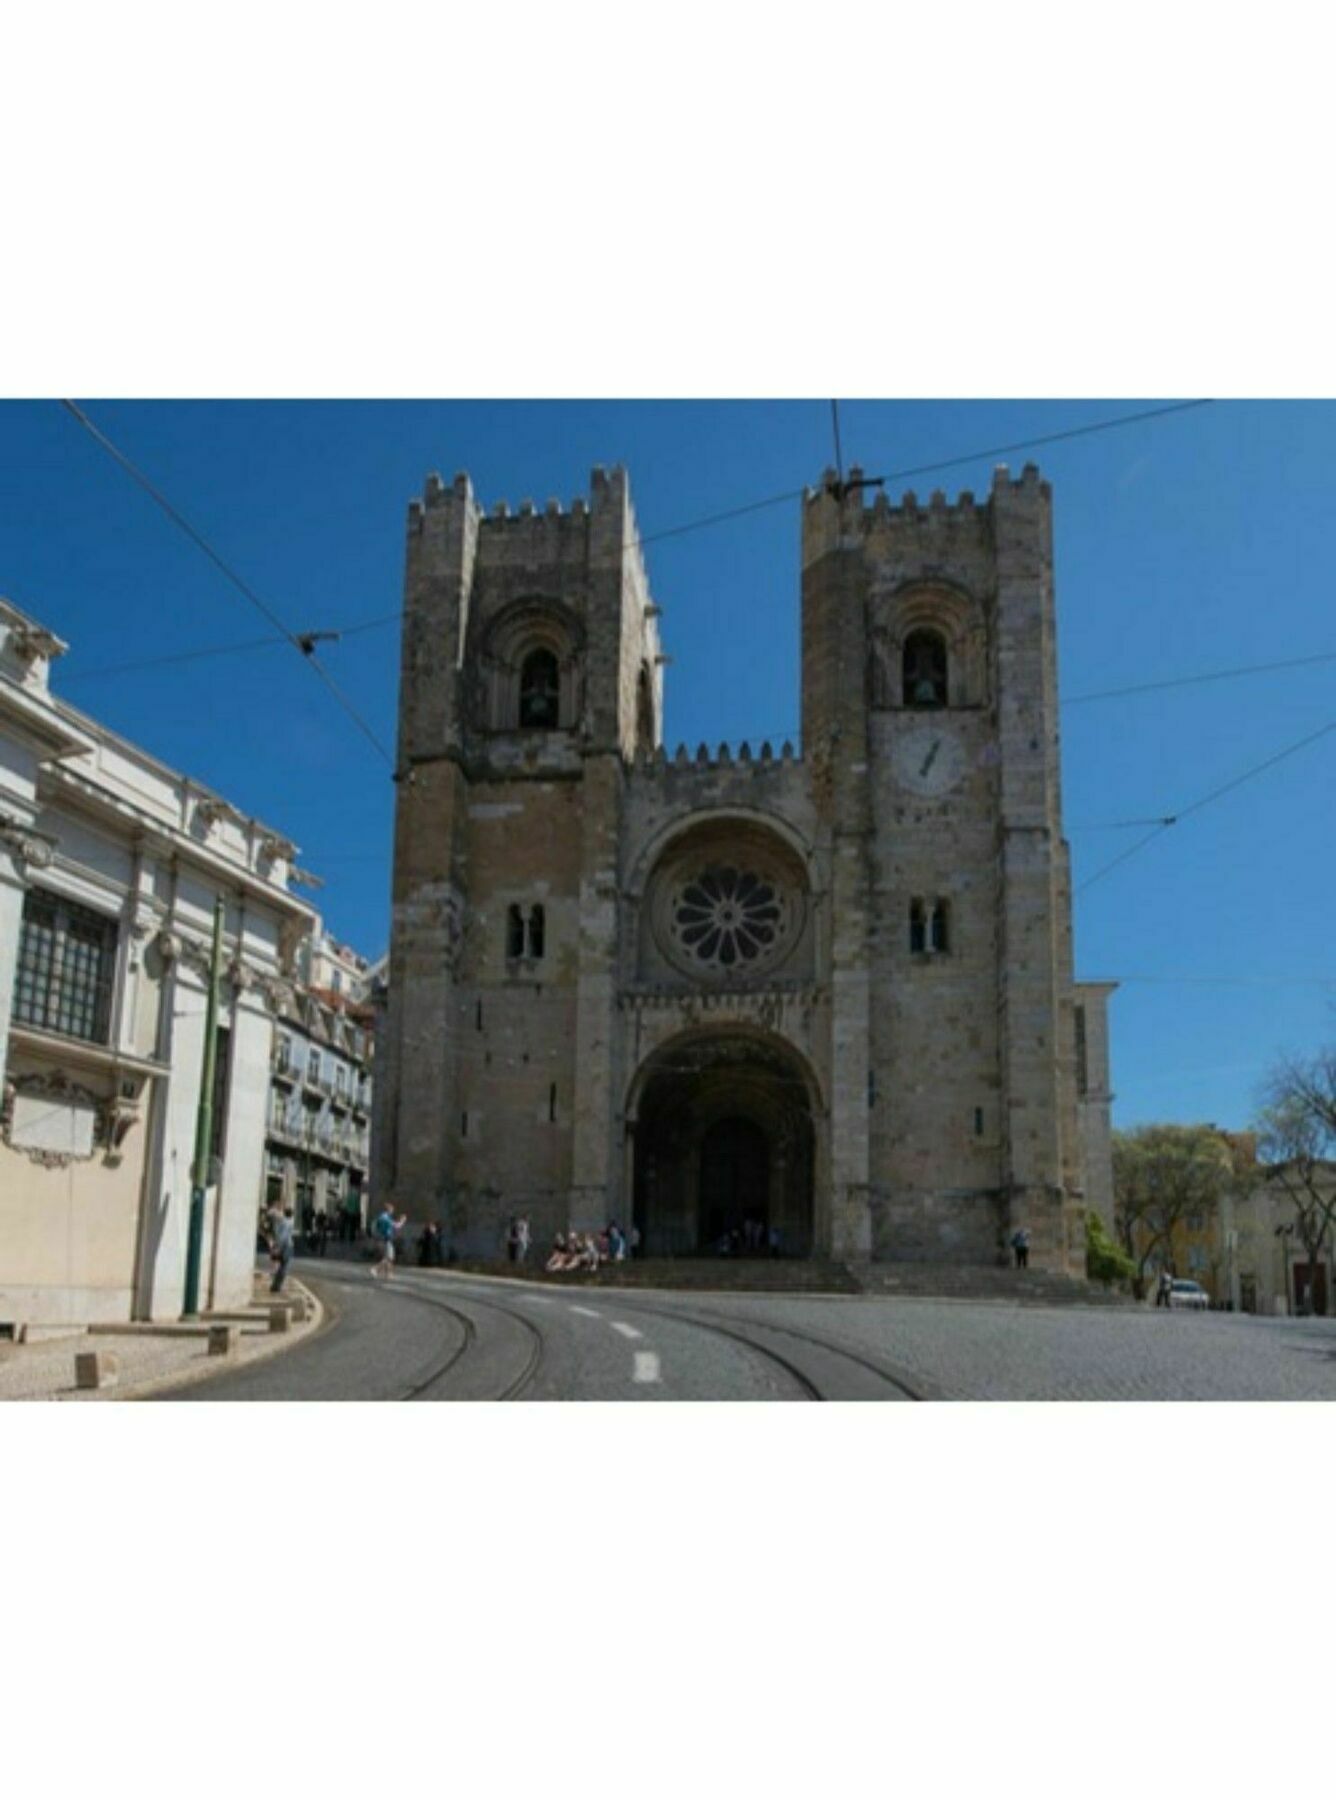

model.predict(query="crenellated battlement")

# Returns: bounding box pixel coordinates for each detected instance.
[407,466,652,592]
[629,737,803,781]
[801,461,1050,566]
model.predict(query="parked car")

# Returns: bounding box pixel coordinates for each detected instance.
[1168,1278,1209,1311]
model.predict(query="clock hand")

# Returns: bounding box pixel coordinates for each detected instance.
[918,739,941,779]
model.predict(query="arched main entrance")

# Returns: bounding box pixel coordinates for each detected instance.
[629,1031,817,1257]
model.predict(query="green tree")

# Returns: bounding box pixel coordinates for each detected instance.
[1112,1123,1235,1291]
[1085,1209,1136,1287]
[1256,1053,1336,1316]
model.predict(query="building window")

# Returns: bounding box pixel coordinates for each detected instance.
[519,648,560,728]
[910,897,950,955]
[1075,1005,1088,1096]
[671,866,787,971]
[506,905,525,959]
[902,630,948,708]
[307,1046,320,1083]
[209,1024,231,1165]
[506,904,547,962]
[335,1065,347,1097]
[13,890,117,1044]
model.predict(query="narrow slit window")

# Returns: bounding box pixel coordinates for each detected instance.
[528,904,545,959]
[930,899,950,954]
[506,904,525,959]
[909,898,927,954]
[475,998,484,1031]
[548,1082,557,1123]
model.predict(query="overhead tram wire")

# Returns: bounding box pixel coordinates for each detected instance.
[1064,645,1336,707]
[1076,713,1336,895]
[57,400,393,763]
[630,397,1215,554]
[57,399,1216,687]
[62,611,405,685]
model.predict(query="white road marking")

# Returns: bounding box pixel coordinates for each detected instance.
[569,1305,602,1319]
[523,1295,554,1305]
[633,1352,662,1384]
[611,1321,642,1340]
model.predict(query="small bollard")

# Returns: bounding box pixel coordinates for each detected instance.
[208,1325,240,1357]
[289,1295,310,1324]
[75,1350,120,1391]
[268,1306,291,1334]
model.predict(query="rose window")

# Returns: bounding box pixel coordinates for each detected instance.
[669,865,791,971]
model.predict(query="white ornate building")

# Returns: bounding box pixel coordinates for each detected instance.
[0,598,316,1335]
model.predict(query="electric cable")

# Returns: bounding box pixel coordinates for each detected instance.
[57,400,1216,688]
[1077,714,1336,894]
[58,400,393,761]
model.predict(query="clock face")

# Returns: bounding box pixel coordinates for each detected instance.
[892,724,966,798]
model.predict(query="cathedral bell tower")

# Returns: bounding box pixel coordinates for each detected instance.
[375,468,662,1245]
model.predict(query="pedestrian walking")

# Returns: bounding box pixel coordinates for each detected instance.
[629,1223,641,1260]
[1010,1227,1030,1269]
[516,1215,531,1265]
[371,1203,407,1280]
[1157,1267,1173,1308]
[269,1207,296,1293]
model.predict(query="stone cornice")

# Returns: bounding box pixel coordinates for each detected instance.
[39,762,317,922]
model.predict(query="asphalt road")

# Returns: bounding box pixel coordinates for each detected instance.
[161,1262,1336,1401]
[163,1262,920,1402]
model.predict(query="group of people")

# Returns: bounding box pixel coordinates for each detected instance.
[545,1221,638,1272]
[715,1219,781,1257]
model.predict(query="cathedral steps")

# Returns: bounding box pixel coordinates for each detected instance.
[846,1263,1135,1307]
[445,1256,1134,1305]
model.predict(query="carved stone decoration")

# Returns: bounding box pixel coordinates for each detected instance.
[256,974,296,1016]
[155,928,183,963]
[3,1068,102,1167]
[227,957,257,994]
[8,622,65,667]
[0,813,57,873]
[99,1091,143,1164]
[258,832,297,865]
[176,935,215,979]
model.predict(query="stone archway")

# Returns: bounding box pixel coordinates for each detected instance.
[629,1031,817,1257]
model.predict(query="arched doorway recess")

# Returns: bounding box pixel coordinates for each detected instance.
[629,1031,817,1257]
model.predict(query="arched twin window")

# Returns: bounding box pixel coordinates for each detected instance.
[506,903,546,962]
[519,648,561,728]
[902,630,948,708]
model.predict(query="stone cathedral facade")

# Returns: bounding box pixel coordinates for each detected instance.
[374,462,1115,1273]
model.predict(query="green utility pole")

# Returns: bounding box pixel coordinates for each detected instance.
[182,895,225,1318]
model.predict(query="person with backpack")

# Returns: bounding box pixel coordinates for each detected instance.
[371,1203,407,1281]
[1010,1226,1030,1269]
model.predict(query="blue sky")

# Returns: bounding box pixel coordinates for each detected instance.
[2,399,1332,1132]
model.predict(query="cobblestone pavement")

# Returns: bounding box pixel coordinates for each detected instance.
[0,1279,322,1401]
[679,1294,1336,1400]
